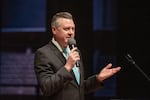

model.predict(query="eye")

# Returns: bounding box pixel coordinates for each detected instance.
[72,28,75,31]
[64,27,70,31]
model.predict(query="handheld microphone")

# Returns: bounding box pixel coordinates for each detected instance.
[68,38,80,67]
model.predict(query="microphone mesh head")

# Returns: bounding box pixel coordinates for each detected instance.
[68,38,76,45]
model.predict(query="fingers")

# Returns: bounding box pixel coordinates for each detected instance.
[105,63,112,69]
[66,47,80,66]
[69,47,80,60]
[112,67,121,73]
[105,63,121,71]
[70,47,78,52]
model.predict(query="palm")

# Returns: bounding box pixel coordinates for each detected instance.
[97,63,121,81]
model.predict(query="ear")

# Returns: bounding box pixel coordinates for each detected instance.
[52,26,56,35]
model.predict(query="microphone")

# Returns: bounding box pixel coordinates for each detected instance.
[68,38,80,67]
[125,53,150,82]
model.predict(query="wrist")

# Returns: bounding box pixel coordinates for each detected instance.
[96,74,104,82]
[64,64,72,72]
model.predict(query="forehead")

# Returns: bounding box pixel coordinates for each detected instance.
[57,18,75,27]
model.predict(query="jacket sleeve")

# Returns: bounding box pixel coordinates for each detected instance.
[84,75,104,94]
[78,49,104,94]
[34,49,74,96]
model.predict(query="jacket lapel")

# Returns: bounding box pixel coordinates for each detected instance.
[49,41,66,64]
[48,41,81,88]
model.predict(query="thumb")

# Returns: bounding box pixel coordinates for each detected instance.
[105,63,112,69]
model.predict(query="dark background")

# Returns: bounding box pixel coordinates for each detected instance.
[1,0,150,100]
[117,0,150,99]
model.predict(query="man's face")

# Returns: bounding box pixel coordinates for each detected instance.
[52,18,75,48]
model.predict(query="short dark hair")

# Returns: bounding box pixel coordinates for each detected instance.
[51,12,73,28]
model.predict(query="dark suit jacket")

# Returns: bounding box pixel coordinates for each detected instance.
[34,41,104,100]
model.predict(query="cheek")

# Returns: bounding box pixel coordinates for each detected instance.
[64,38,68,43]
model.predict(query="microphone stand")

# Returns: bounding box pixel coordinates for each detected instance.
[125,53,150,82]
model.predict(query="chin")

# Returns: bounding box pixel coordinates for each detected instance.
[65,44,68,47]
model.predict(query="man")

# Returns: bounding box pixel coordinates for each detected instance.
[34,12,121,100]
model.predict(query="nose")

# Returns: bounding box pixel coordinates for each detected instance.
[68,29,74,36]
[68,33,72,37]
[70,28,74,33]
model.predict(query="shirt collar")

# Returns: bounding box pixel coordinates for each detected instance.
[52,37,70,53]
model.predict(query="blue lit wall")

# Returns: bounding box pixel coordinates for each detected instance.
[0,0,46,95]
[2,0,46,32]
[93,0,118,97]
[93,0,117,31]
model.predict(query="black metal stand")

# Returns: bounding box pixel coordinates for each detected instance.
[125,53,150,82]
